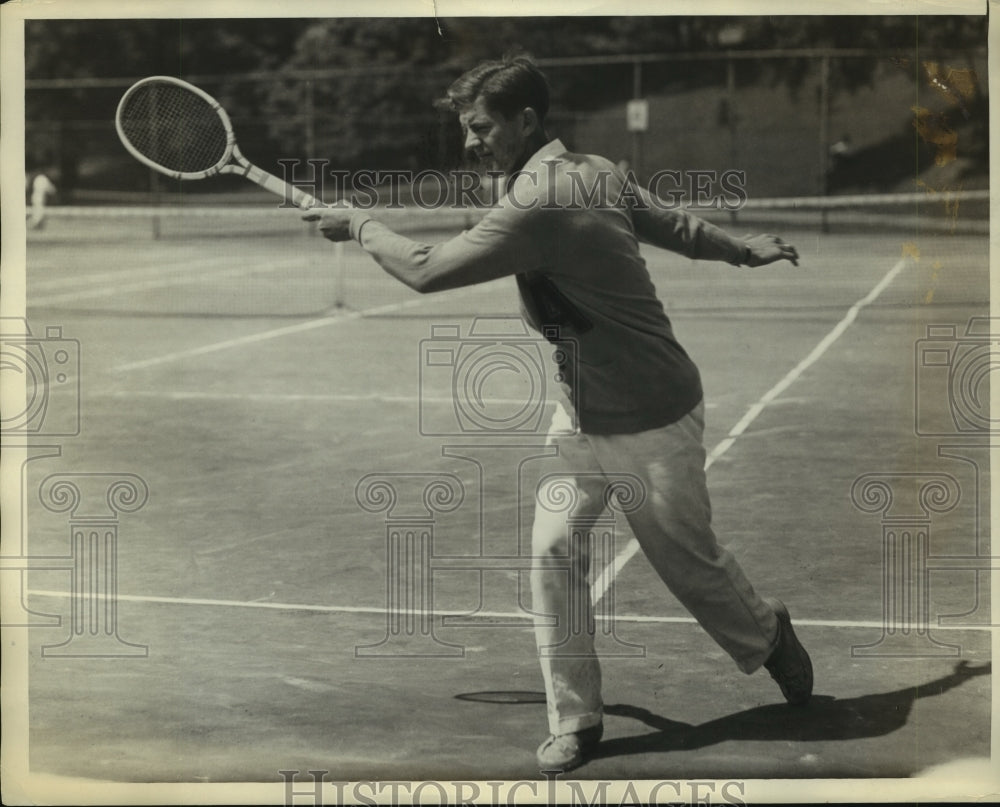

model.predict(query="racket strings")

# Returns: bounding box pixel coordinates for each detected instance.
[119,82,230,174]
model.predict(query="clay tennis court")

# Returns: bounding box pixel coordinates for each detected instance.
[15,208,991,791]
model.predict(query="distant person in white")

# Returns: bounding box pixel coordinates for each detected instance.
[28,171,57,230]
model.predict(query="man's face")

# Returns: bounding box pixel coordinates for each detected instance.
[458,95,531,176]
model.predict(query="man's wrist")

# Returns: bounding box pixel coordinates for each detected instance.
[349,211,374,243]
[731,242,752,266]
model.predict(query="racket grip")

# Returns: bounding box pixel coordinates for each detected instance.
[289,185,323,210]
[246,164,322,209]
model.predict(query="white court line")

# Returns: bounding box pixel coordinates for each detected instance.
[114,296,433,372]
[102,389,560,406]
[101,389,722,409]
[24,588,990,632]
[590,256,912,606]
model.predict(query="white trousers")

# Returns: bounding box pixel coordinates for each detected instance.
[530,402,779,735]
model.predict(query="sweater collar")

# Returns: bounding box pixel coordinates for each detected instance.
[521,138,566,174]
[506,138,566,193]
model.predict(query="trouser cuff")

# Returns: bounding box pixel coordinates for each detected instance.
[550,710,603,737]
[736,624,781,674]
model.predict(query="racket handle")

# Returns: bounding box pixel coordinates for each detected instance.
[243,163,322,208]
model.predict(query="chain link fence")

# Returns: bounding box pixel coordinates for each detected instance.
[25,48,988,204]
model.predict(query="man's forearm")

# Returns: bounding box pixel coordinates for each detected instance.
[349,213,441,292]
[348,208,534,293]
[632,187,748,266]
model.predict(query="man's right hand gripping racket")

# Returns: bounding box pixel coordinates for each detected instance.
[115,75,321,210]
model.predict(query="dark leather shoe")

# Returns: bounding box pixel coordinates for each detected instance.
[763,598,813,706]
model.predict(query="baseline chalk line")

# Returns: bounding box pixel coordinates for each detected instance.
[27,587,987,632]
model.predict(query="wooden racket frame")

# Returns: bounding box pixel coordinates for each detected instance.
[116,75,321,209]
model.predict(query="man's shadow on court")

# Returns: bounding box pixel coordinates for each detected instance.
[591,660,989,760]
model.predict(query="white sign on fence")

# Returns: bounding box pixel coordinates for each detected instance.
[626,99,648,132]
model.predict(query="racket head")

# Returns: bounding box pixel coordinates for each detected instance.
[115,76,236,180]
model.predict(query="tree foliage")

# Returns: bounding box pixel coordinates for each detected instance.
[259,15,987,170]
[23,16,987,187]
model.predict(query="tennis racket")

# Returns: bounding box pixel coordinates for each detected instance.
[115,75,321,209]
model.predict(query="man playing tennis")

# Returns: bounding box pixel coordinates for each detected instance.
[304,55,810,772]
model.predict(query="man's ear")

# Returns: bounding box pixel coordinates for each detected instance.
[521,107,539,136]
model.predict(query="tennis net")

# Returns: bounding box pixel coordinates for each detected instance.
[24,190,988,319]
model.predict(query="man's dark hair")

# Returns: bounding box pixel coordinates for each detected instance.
[440,54,550,123]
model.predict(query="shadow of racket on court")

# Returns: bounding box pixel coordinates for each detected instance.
[592,659,989,761]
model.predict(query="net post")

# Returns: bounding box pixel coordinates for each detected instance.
[150,170,162,240]
[631,59,643,182]
[333,242,347,309]
[818,54,831,234]
[726,57,741,230]
[305,80,316,161]
[727,57,738,176]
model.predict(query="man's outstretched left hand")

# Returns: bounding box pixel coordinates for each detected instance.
[744,234,799,267]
